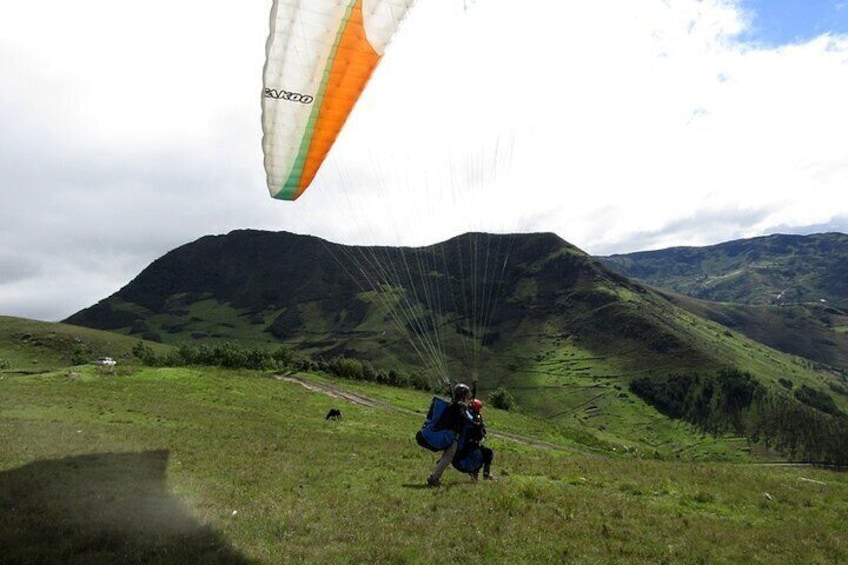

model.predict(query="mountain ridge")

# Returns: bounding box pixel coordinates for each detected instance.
[599,232,848,307]
[63,228,848,420]
[599,232,848,369]
[64,230,716,377]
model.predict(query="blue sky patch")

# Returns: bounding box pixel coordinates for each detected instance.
[739,0,848,45]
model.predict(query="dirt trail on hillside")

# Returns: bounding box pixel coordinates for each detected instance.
[276,374,583,454]
[276,374,385,408]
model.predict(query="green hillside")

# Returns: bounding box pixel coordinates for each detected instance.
[3,358,848,563]
[599,233,848,370]
[661,292,848,370]
[0,316,174,372]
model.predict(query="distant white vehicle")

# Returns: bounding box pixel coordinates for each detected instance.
[94,357,116,367]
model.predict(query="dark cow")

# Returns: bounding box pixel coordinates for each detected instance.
[325,408,342,421]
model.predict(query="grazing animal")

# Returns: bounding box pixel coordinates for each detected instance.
[325,408,342,421]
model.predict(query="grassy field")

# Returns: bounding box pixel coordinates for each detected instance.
[3,363,848,564]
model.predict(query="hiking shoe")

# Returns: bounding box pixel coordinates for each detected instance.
[469,472,479,482]
[426,476,441,487]
[483,473,496,481]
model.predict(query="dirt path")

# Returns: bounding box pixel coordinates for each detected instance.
[277,374,395,410]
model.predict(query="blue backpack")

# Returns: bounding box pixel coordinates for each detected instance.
[415,397,456,451]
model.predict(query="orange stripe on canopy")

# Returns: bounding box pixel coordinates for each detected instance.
[294,0,381,199]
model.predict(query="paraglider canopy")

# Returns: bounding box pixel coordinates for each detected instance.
[261,0,417,200]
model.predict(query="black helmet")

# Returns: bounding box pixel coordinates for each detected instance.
[453,383,471,401]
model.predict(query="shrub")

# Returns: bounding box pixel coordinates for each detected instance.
[132,341,158,365]
[488,386,517,411]
[71,344,89,366]
[794,385,841,416]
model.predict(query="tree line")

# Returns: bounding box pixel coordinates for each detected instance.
[132,340,431,390]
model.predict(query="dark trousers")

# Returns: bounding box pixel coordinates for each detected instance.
[480,445,493,475]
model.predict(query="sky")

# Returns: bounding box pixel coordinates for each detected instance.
[2,0,848,322]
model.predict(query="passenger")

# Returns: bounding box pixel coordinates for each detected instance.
[459,398,495,481]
